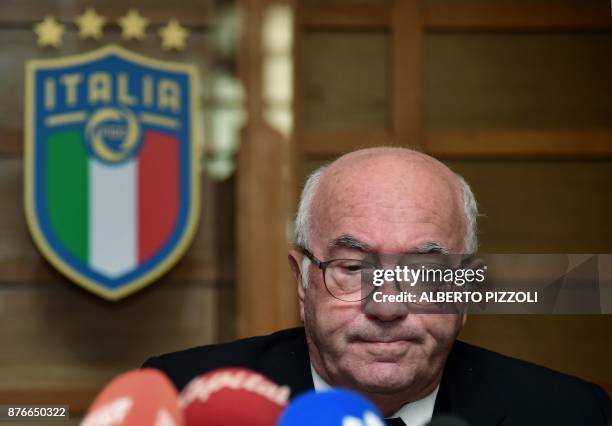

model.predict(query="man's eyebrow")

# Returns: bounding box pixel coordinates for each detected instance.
[414,241,449,254]
[327,236,447,253]
[327,234,372,252]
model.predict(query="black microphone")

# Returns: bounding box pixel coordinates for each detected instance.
[426,415,471,426]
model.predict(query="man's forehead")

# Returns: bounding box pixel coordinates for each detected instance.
[314,168,459,223]
[308,152,465,252]
[320,153,457,200]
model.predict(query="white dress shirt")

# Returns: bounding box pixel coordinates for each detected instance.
[311,364,439,426]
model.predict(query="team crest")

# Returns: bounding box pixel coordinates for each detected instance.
[24,44,200,300]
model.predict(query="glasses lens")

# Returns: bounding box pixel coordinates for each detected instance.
[325,259,371,301]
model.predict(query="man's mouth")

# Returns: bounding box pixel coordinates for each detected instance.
[358,339,409,346]
[353,339,413,360]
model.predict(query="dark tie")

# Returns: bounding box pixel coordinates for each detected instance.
[385,418,406,426]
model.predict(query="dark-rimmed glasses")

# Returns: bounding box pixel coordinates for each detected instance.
[301,248,467,304]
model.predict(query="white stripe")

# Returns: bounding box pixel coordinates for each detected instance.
[89,158,137,277]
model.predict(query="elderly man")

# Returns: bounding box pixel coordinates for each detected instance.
[144,148,610,425]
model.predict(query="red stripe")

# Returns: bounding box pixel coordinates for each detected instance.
[138,131,180,263]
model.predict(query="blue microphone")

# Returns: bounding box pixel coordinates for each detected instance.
[277,389,385,426]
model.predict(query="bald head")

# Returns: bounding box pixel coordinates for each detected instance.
[294,147,478,256]
[289,148,476,412]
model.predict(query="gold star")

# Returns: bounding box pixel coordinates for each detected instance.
[33,15,65,48]
[159,19,189,51]
[118,9,149,40]
[75,8,106,40]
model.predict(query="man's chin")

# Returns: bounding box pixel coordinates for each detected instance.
[346,364,418,394]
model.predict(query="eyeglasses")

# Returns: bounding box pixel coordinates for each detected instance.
[301,248,464,304]
[302,248,376,302]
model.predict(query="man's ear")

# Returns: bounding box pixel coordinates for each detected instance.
[288,249,306,322]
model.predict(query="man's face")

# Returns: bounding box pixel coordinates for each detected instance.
[292,154,467,398]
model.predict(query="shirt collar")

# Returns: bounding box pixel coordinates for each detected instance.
[310,364,439,426]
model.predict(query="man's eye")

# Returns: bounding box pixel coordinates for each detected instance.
[337,262,362,272]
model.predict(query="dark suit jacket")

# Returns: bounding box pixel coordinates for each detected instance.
[143,327,611,425]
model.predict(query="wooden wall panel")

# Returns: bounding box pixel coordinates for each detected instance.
[425,32,612,130]
[0,283,218,389]
[391,0,423,147]
[301,30,390,129]
[301,0,391,29]
[459,316,612,386]
[423,0,611,31]
[236,0,298,338]
[426,129,612,158]
[446,160,612,252]
[0,0,215,26]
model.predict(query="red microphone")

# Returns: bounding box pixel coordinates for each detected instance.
[82,368,183,426]
[179,367,290,426]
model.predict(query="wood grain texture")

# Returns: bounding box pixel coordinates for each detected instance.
[425,32,612,131]
[0,0,215,26]
[423,1,612,31]
[236,124,299,337]
[0,282,218,392]
[446,159,612,253]
[297,129,612,158]
[302,128,394,156]
[459,316,612,388]
[298,1,612,31]
[301,30,390,129]
[0,284,218,418]
[392,0,424,147]
[301,0,390,29]
[235,0,299,338]
[426,130,612,158]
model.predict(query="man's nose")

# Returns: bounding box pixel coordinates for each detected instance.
[363,281,409,321]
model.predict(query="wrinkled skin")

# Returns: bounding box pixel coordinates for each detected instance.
[288,148,469,415]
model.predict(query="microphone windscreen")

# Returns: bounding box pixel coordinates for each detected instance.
[277,389,385,426]
[426,415,471,426]
[179,367,290,426]
[82,368,183,426]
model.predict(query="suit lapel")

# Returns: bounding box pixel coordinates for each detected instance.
[434,341,507,425]
[257,328,315,398]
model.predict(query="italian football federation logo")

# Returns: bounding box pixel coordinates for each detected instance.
[24,44,200,300]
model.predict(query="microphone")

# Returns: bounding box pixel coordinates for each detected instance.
[179,367,290,426]
[426,415,471,426]
[277,388,385,426]
[81,368,183,426]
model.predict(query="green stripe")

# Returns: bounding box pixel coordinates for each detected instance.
[46,129,89,263]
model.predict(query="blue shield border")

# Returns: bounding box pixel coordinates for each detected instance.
[24,44,201,300]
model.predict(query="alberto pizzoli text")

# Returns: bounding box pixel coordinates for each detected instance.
[373,291,539,304]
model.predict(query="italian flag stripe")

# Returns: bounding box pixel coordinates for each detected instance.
[138,131,180,263]
[89,157,137,277]
[44,129,180,277]
[46,130,89,263]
